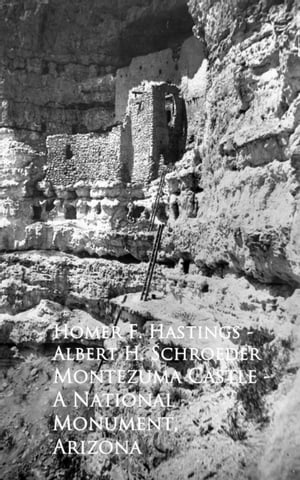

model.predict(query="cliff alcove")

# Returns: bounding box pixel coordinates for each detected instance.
[0,0,300,479]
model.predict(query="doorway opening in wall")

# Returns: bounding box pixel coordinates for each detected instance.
[32,204,42,221]
[95,202,101,215]
[46,199,55,213]
[166,109,172,124]
[183,259,191,274]
[171,202,179,220]
[165,94,175,126]
[65,204,76,220]
[137,101,144,113]
[66,144,73,159]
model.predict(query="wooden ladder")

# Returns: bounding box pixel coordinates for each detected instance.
[140,223,164,301]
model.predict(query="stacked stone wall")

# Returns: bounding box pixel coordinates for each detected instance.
[152,84,185,169]
[45,128,123,188]
[46,82,185,190]
[151,86,169,178]
[129,83,183,184]
[130,88,155,184]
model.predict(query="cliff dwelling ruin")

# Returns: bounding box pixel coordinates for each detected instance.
[1,1,300,479]
[41,81,187,229]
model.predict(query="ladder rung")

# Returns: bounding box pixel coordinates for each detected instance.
[141,224,164,301]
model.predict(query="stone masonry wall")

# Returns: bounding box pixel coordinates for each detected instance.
[152,83,185,166]
[130,82,183,184]
[45,81,184,190]
[129,86,155,185]
[115,36,207,147]
[45,128,124,189]
[0,0,192,142]
[151,85,169,178]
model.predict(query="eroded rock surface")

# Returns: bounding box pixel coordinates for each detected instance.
[0,251,162,316]
[1,272,299,480]
[165,0,300,286]
[0,1,300,480]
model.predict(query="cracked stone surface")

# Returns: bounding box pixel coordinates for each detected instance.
[0,1,300,479]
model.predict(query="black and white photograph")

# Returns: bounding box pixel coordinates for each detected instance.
[0,0,299,479]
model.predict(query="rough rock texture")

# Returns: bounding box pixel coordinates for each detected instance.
[0,0,196,256]
[163,0,300,286]
[259,371,300,480]
[0,130,46,249]
[0,0,299,282]
[0,0,193,138]
[0,251,164,316]
[1,271,299,480]
[0,1,300,480]
[0,299,104,345]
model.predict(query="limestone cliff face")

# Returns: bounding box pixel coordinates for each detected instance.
[0,0,193,138]
[0,3,300,480]
[0,0,201,258]
[164,0,300,286]
[1,0,299,287]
